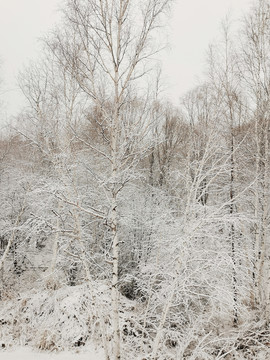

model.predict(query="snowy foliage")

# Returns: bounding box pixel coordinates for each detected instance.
[1,0,270,359]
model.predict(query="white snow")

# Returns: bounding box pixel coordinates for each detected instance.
[0,346,105,360]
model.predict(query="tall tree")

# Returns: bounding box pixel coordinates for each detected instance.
[45,1,172,358]
[240,0,270,315]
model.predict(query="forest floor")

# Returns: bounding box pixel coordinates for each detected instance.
[0,346,105,360]
[1,283,270,359]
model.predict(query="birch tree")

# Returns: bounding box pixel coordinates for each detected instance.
[240,0,270,316]
[207,21,245,325]
[44,1,172,358]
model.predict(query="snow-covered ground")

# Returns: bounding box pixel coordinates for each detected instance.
[0,346,105,360]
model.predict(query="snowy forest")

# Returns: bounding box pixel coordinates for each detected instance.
[1,0,270,359]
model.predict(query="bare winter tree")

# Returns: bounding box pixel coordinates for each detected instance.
[207,20,245,325]
[43,1,172,358]
[239,0,270,316]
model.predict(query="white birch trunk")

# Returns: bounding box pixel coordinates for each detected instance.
[73,208,110,360]
[258,119,269,315]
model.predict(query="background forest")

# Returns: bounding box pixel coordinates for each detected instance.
[1,0,270,359]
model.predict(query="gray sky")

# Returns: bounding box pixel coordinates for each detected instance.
[0,0,252,121]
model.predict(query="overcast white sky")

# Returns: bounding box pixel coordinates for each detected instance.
[0,0,253,121]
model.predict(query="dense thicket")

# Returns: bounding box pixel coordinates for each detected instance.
[1,0,270,359]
